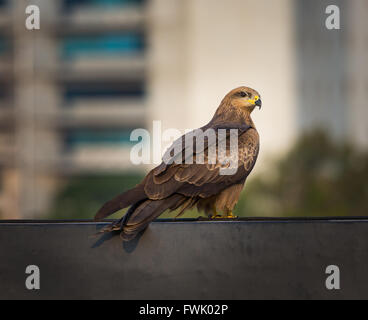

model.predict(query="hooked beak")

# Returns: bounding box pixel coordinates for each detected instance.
[248,95,262,110]
[255,98,262,109]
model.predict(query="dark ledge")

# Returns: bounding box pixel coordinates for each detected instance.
[1,216,368,224]
[0,217,367,299]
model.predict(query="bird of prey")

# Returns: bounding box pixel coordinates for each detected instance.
[95,86,261,241]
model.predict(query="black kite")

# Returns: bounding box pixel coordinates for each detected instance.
[95,86,262,241]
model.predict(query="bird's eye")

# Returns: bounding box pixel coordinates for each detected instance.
[240,92,247,97]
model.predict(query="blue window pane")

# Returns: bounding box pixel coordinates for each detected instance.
[63,0,146,11]
[65,129,137,148]
[63,82,145,103]
[0,38,6,54]
[62,33,144,59]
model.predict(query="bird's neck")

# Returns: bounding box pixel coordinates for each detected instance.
[211,104,256,128]
[243,112,256,128]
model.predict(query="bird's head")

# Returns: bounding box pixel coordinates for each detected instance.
[226,86,262,112]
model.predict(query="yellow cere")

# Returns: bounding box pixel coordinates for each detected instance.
[248,95,259,104]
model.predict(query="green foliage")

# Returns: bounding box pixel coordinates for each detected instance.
[235,130,368,217]
[48,172,144,220]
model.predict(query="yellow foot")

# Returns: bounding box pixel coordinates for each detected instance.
[210,205,222,219]
[225,212,238,219]
[210,214,223,219]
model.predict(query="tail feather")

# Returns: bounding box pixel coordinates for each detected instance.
[120,194,186,241]
[96,199,146,235]
[94,184,146,221]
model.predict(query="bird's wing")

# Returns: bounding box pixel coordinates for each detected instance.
[143,126,259,200]
[154,122,251,174]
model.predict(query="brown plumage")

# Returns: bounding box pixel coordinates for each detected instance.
[95,86,262,241]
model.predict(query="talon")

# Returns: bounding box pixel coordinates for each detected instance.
[210,205,222,219]
[226,211,238,219]
[210,214,223,219]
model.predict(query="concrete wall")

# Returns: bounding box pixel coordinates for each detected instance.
[1,219,368,299]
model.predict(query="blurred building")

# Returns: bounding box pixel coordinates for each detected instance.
[0,0,366,219]
[0,0,148,218]
[296,0,368,149]
[346,0,368,148]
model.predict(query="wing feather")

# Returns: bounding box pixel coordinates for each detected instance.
[143,127,259,200]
